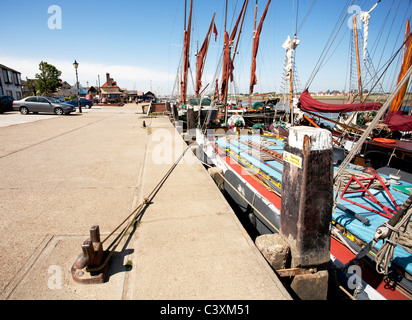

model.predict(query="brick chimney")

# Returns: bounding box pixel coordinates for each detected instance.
[106,73,112,87]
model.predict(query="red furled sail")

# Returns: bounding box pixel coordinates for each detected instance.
[249,0,271,97]
[384,111,412,131]
[221,0,248,101]
[181,0,193,105]
[196,14,216,97]
[299,89,381,113]
[221,30,230,101]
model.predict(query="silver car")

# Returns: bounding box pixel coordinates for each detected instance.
[12,96,77,115]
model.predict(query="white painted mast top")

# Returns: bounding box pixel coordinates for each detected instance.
[282,35,300,75]
[359,0,380,62]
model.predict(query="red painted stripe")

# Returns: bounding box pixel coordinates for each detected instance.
[331,238,409,300]
[222,155,282,209]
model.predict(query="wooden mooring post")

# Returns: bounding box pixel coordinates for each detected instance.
[187,106,195,130]
[280,126,333,300]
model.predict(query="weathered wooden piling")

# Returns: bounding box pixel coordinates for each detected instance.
[280,126,333,299]
[172,104,179,122]
[187,106,196,130]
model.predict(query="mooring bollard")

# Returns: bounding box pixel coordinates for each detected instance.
[72,225,109,284]
[172,104,179,122]
[280,126,333,299]
[187,106,195,130]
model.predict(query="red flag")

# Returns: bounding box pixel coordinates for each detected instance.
[213,23,218,41]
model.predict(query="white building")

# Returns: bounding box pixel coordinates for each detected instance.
[0,64,23,100]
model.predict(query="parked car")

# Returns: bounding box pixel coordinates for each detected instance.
[0,95,14,113]
[12,96,76,115]
[66,97,93,109]
[53,96,66,103]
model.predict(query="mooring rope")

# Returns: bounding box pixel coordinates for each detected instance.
[87,144,191,272]
[198,158,280,233]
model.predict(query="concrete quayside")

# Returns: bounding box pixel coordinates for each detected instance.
[0,103,293,301]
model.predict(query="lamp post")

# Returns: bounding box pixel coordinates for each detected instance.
[73,60,82,113]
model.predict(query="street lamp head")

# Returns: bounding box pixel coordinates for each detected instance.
[73,60,79,69]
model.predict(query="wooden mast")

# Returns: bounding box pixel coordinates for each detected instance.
[221,0,248,125]
[353,15,363,102]
[289,63,294,124]
[248,0,258,109]
[195,13,216,98]
[222,0,229,123]
[181,0,193,106]
[248,0,271,109]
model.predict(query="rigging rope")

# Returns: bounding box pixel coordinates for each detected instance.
[295,0,318,36]
[305,0,356,89]
[199,157,280,233]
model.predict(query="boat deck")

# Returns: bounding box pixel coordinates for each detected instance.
[213,133,412,278]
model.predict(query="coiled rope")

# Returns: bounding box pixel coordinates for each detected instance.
[333,169,389,192]
[375,198,412,276]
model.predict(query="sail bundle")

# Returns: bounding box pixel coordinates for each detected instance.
[221,0,248,101]
[195,14,216,97]
[249,0,271,97]
[299,89,381,113]
[181,0,193,105]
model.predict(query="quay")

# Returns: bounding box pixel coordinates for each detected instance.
[0,103,291,300]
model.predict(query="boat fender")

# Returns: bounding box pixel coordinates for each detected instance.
[227,114,245,131]
[373,138,396,144]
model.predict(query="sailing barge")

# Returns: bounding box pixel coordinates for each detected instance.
[195,124,412,300]
[169,0,412,300]
[193,66,412,300]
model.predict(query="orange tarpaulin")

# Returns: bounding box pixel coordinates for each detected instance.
[389,19,412,113]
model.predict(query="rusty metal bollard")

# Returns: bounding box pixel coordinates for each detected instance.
[71,225,109,284]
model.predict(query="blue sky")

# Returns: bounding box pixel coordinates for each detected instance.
[0,0,411,96]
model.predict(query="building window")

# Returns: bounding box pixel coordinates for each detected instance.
[16,91,22,100]
[6,90,13,98]
[0,86,3,96]
[3,70,10,83]
[8,71,13,84]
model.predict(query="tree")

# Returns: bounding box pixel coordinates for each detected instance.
[35,61,62,95]
[26,77,37,96]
